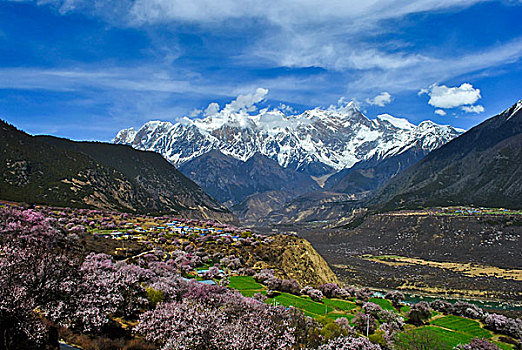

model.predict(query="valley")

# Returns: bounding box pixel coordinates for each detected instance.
[275,207,522,306]
[2,202,520,349]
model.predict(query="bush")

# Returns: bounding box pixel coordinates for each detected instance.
[352,313,378,335]
[301,286,324,301]
[319,283,342,298]
[406,302,431,326]
[363,302,383,317]
[145,287,164,309]
[356,288,373,303]
[430,300,454,314]
[483,313,522,340]
[385,291,405,308]
[452,301,484,320]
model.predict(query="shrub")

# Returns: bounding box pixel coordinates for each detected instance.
[363,302,383,317]
[385,291,405,308]
[319,283,342,298]
[145,287,164,309]
[280,279,301,295]
[430,300,454,314]
[406,302,431,326]
[483,313,522,340]
[356,288,373,303]
[301,286,324,301]
[452,301,484,320]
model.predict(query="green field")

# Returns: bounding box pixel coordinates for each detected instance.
[369,297,395,311]
[227,276,513,349]
[267,293,333,315]
[408,326,473,348]
[326,313,355,322]
[431,315,492,338]
[228,276,265,291]
[323,298,357,311]
[402,326,513,350]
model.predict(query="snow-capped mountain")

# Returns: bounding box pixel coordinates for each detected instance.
[114,102,463,175]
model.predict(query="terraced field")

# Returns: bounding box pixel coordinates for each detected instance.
[268,293,333,315]
[227,276,516,349]
[406,326,512,350]
[369,297,395,311]
[322,298,357,311]
[431,315,492,338]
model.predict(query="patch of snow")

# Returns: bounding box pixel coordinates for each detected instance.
[375,114,415,130]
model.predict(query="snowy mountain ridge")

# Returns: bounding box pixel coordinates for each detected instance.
[114,101,463,175]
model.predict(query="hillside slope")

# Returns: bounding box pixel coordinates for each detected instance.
[179,150,319,207]
[0,120,234,222]
[301,209,522,300]
[372,100,522,210]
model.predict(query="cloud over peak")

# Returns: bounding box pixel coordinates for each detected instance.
[366,92,392,107]
[199,88,269,118]
[461,104,485,114]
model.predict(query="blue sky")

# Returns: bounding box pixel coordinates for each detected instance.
[0,0,521,141]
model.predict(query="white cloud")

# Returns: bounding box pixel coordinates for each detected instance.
[366,92,392,107]
[277,103,296,114]
[222,87,268,113]
[419,83,481,108]
[461,104,485,114]
[204,102,220,116]
[190,108,202,117]
[28,0,489,73]
[434,109,447,116]
[124,0,486,27]
[347,38,522,94]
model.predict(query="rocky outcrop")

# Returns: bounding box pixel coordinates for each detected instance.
[258,235,340,287]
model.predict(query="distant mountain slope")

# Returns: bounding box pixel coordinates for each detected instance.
[372,100,522,210]
[325,146,427,196]
[325,119,465,196]
[0,120,234,222]
[179,150,319,207]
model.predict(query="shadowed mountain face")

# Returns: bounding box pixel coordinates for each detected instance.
[324,144,429,196]
[0,120,234,222]
[179,150,320,208]
[371,100,522,211]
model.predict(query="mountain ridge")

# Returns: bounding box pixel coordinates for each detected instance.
[370,99,522,210]
[114,102,463,176]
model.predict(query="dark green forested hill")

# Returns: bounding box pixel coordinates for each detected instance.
[0,120,234,222]
[371,100,522,210]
